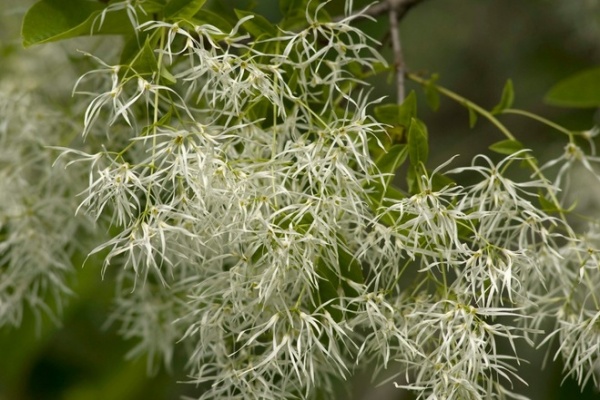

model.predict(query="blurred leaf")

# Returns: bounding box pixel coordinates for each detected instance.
[406,164,419,194]
[22,0,136,47]
[279,0,307,16]
[337,244,364,286]
[63,358,148,400]
[399,91,417,127]
[545,67,600,108]
[537,192,576,214]
[234,9,278,38]
[159,67,177,85]
[164,0,207,19]
[538,192,558,213]
[374,104,401,126]
[0,252,107,397]
[430,171,455,191]
[365,180,405,226]
[489,139,524,155]
[192,9,234,32]
[491,79,514,114]
[314,258,343,322]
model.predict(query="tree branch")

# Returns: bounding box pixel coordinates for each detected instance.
[359,0,428,19]
[388,6,405,103]
[338,0,430,104]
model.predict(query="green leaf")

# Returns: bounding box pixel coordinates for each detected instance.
[373,92,416,128]
[247,97,272,127]
[141,0,167,14]
[120,35,176,84]
[365,180,405,226]
[234,9,278,38]
[538,193,558,213]
[467,103,478,128]
[164,0,207,19]
[398,91,417,127]
[537,192,577,214]
[407,118,428,166]
[405,166,455,195]
[192,9,234,32]
[314,257,343,322]
[313,240,364,321]
[279,0,306,16]
[337,245,363,299]
[140,108,173,137]
[489,139,524,155]
[372,93,416,152]
[22,0,136,47]
[430,171,455,191]
[159,67,177,85]
[545,67,600,108]
[337,244,364,285]
[367,144,407,214]
[406,164,419,194]
[374,104,401,126]
[491,79,514,114]
[121,36,159,76]
[374,144,408,187]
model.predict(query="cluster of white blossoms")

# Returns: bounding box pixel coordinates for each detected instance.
[5,0,600,399]
[0,79,86,328]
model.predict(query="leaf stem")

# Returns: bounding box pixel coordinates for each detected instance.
[408,73,517,141]
[407,72,572,225]
[501,108,574,137]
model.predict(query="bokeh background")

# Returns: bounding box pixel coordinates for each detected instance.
[1,0,599,399]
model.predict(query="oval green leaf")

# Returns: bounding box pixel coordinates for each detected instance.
[491,79,514,114]
[489,139,524,155]
[545,67,600,108]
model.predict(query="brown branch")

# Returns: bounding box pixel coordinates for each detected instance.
[388,6,405,103]
[336,0,429,21]
[337,0,430,104]
[363,0,424,20]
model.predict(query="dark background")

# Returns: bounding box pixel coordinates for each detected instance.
[1,0,599,399]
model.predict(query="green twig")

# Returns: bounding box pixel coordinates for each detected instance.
[502,108,574,137]
[407,72,572,225]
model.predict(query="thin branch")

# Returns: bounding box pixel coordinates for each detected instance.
[333,0,429,23]
[393,0,430,20]
[364,0,424,20]
[389,6,405,103]
[336,0,429,103]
